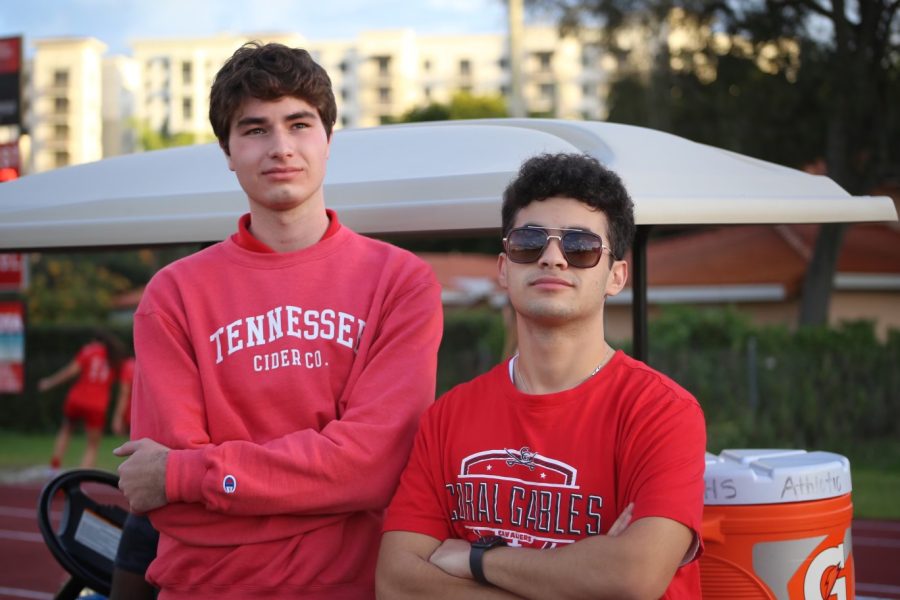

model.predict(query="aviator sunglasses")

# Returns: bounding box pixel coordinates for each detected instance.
[503,226,612,268]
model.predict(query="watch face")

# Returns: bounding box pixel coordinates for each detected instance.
[474,535,507,549]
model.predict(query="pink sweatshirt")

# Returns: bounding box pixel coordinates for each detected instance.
[131,214,442,599]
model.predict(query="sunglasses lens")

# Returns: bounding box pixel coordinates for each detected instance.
[506,229,547,263]
[562,232,604,268]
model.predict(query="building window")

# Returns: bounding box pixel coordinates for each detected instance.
[339,60,349,73]
[423,59,432,71]
[54,97,69,114]
[500,84,510,96]
[581,50,593,68]
[54,151,70,168]
[499,57,509,69]
[378,87,391,104]
[341,88,351,101]
[183,97,193,120]
[424,86,431,100]
[375,56,391,76]
[53,124,69,140]
[182,61,193,85]
[341,115,350,127]
[539,83,556,99]
[53,69,69,88]
[582,83,597,97]
[459,59,472,77]
[536,51,553,71]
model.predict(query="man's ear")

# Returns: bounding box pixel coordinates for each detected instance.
[605,259,628,297]
[497,252,509,290]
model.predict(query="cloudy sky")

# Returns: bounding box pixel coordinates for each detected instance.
[1,0,528,56]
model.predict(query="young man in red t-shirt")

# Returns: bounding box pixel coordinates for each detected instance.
[39,331,122,469]
[377,153,707,599]
[112,43,442,599]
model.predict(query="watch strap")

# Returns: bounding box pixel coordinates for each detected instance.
[470,543,490,585]
[470,536,506,585]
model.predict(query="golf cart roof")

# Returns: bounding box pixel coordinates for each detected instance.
[0,119,896,251]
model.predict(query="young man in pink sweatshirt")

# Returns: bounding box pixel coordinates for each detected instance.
[114,42,443,599]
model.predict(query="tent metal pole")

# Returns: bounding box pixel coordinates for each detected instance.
[632,225,651,362]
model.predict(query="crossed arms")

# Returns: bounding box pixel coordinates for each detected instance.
[376,504,694,600]
[115,267,443,534]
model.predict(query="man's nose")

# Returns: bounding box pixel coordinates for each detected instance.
[539,235,568,267]
[268,128,294,158]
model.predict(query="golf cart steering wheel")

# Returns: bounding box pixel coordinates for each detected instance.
[37,469,129,599]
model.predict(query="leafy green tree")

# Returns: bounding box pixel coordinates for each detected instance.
[531,0,899,326]
[26,254,132,324]
[400,103,452,122]
[448,91,508,119]
[136,120,214,151]
[395,91,508,123]
[25,247,200,325]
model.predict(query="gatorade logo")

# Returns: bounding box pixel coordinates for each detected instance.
[803,543,846,599]
[223,474,237,494]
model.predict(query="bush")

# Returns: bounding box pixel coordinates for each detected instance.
[645,306,899,452]
[437,308,506,395]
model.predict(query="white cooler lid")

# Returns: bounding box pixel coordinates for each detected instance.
[704,449,852,505]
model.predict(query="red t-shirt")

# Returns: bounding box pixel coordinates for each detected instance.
[384,351,707,599]
[65,341,113,413]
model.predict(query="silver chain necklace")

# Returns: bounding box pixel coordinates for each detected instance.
[513,346,614,393]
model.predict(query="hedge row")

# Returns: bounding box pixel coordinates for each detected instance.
[4,307,897,456]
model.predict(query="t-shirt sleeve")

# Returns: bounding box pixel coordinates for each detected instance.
[383,405,452,541]
[618,381,707,562]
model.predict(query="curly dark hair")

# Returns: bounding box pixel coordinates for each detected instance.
[209,42,337,154]
[501,153,635,261]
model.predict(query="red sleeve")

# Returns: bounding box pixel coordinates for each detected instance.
[382,403,453,540]
[618,381,706,562]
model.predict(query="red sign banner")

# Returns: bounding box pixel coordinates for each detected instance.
[0,300,25,393]
[0,253,26,291]
[0,36,22,126]
[0,37,21,75]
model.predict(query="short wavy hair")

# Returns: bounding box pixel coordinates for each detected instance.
[210,42,337,154]
[501,153,635,261]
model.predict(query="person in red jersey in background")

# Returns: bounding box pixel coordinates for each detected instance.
[39,329,125,469]
[113,42,442,600]
[377,153,707,600]
[110,355,135,436]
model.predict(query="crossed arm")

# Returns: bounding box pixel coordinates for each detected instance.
[376,506,693,600]
[114,274,442,519]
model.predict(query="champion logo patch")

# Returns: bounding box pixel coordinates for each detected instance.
[223,474,237,494]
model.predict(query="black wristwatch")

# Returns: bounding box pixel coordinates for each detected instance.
[470,535,507,585]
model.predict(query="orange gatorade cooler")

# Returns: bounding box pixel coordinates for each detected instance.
[701,449,854,600]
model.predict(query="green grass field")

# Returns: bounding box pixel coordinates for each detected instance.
[1,431,897,519]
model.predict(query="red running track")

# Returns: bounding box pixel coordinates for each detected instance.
[1,478,898,599]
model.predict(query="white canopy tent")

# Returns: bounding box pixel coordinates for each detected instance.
[1,119,895,250]
[1,119,895,359]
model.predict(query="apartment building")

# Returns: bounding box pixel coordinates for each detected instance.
[25,26,615,172]
[28,37,106,172]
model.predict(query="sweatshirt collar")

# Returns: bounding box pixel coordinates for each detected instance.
[231,209,341,253]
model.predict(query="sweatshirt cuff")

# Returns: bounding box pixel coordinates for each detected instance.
[166,448,206,504]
